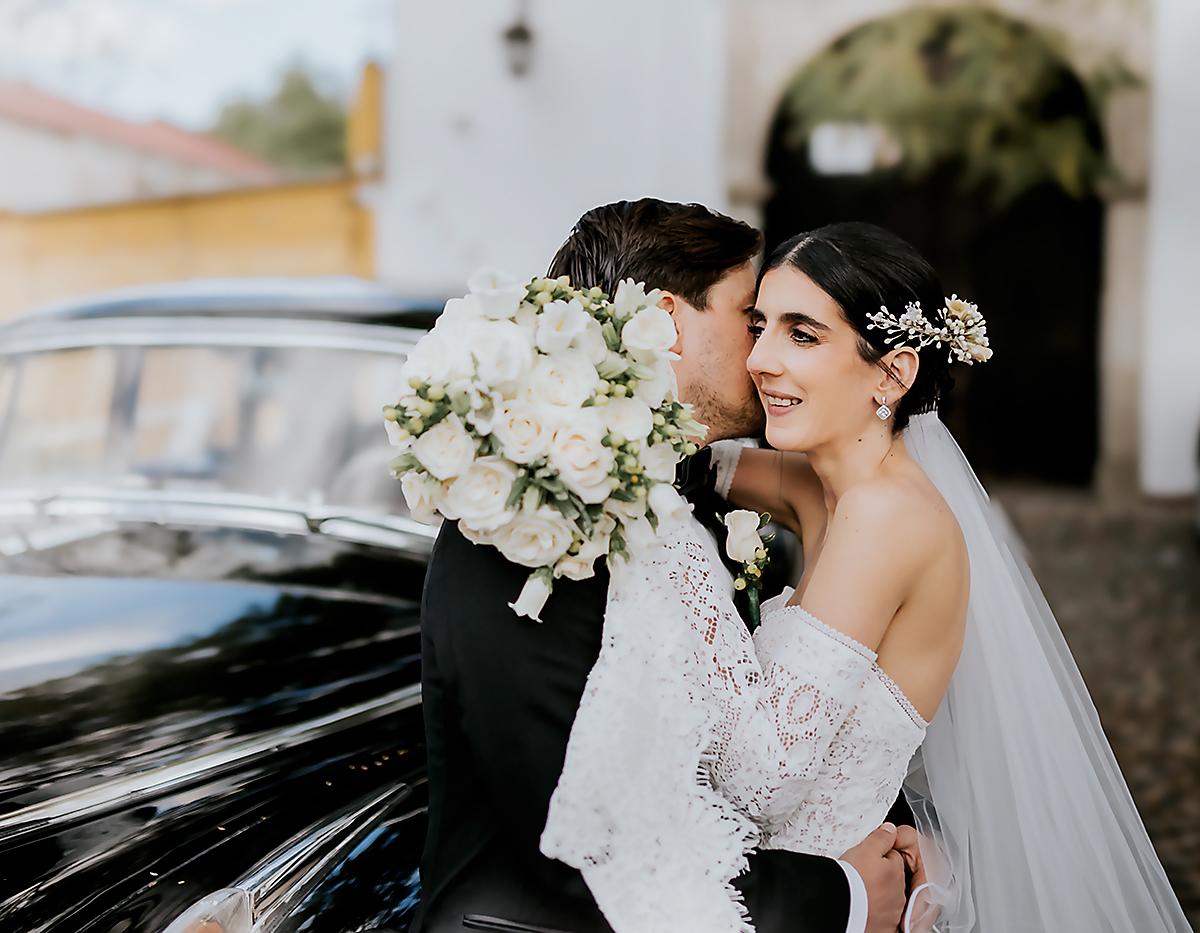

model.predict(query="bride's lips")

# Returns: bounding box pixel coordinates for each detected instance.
[761,390,803,417]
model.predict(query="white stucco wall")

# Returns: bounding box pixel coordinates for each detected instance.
[1139,0,1200,496]
[375,0,730,294]
[0,118,254,213]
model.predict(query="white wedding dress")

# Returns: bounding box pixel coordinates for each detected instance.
[541,412,1191,933]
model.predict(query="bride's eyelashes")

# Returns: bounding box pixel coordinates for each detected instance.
[745,322,818,346]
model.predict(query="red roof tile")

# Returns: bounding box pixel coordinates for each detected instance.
[0,81,280,180]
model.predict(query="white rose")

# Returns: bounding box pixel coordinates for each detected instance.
[639,439,680,483]
[467,268,528,320]
[648,483,691,527]
[633,358,677,408]
[465,387,505,436]
[509,571,553,622]
[413,414,477,480]
[444,456,519,532]
[621,303,677,357]
[536,299,590,355]
[400,471,443,524]
[528,350,600,409]
[402,330,474,387]
[549,413,615,504]
[602,396,653,443]
[492,399,553,464]
[459,520,497,546]
[580,316,608,365]
[724,509,764,563]
[434,294,485,330]
[605,495,648,523]
[469,320,534,390]
[493,506,575,567]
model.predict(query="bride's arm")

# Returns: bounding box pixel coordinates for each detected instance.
[708,441,820,537]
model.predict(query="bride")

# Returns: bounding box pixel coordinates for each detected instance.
[542,222,1190,932]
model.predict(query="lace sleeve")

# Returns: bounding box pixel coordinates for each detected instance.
[541,517,874,933]
[647,523,877,827]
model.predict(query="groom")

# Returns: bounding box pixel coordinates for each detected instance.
[411,199,912,933]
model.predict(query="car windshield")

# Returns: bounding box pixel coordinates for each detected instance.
[0,340,409,513]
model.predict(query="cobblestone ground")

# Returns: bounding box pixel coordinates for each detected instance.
[992,483,1199,928]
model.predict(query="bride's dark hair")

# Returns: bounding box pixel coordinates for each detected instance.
[759,222,954,433]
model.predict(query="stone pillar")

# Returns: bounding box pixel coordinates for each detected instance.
[1140,0,1200,496]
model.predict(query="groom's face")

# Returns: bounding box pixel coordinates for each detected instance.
[668,261,764,444]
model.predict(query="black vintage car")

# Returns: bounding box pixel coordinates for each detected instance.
[0,279,443,933]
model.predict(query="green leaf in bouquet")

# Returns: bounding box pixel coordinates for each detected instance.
[450,391,472,416]
[389,453,420,477]
[645,509,659,533]
[505,473,531,510]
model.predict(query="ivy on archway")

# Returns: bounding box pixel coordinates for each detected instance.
[779,7,1133,206]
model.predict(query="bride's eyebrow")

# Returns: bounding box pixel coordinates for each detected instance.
[747,308,831,332]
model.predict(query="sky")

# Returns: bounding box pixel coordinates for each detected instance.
[0,0,392,128]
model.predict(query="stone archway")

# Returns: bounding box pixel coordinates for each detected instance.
[763,7,1106,485]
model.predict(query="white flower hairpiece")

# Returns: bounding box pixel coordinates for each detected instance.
[865,295,993,365]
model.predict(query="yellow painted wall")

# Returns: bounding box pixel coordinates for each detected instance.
[0,178,374,318]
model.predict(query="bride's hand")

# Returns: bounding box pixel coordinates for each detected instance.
[893,826,939,933]
[892,825,924,888]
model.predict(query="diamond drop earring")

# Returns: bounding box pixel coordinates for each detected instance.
[875,396,892,421]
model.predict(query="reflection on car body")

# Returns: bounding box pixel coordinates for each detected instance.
[0,278,443,932]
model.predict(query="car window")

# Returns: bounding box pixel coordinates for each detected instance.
[0,347,119,480]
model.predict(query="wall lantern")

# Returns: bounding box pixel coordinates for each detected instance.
[503,2,534,78]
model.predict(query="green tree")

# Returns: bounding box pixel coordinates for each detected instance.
[212,63,347,173]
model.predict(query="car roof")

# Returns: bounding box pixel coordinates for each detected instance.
[4,277,446,330]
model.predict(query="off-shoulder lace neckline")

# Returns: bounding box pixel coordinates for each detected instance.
[763,588,929,729]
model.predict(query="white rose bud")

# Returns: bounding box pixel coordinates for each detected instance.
[459,520,498,546]
[621,303,678,357]
[724,509,765,563]
[470,320,534,390]
[549,413,615,504]
[493,506,575,567]
[509,570,553,622]
[602,397,653,443]
[611,279,649,319]
[444,456,520,532]
[413,414,477,480]
[467,268,528,320]
[648,483,691,528]
[400,471,443,524]
[529,350,601,409]
[492,399,553,464]
[536,299,590,355]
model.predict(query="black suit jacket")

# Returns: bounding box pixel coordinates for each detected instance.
[410,452,908,933]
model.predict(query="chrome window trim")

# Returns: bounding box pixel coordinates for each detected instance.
[0,487,439,555]
[0,316,423,356]
[0,682,422,844]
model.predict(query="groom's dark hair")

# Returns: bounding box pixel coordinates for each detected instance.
[547,198,762,308]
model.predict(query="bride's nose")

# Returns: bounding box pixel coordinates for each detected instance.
[747,330,781,378]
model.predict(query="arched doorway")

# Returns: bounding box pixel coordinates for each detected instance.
[764,8,1106,485]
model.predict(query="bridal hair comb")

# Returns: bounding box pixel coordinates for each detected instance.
[866,295,993,365]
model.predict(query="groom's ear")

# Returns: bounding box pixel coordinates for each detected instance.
[659,291,686,355]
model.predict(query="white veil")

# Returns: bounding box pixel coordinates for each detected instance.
[899,411,1190,932]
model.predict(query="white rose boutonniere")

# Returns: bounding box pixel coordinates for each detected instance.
[724,509,773,628]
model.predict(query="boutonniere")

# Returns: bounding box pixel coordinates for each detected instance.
[723,509,773,628]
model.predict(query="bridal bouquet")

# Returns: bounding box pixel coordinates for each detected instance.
[385,269,707,621]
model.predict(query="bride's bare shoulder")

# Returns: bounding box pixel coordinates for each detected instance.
[833,471,964,561]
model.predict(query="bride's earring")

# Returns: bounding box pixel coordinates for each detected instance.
[875,396,892,421]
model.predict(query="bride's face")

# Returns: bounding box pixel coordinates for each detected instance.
[746,266,885,452]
